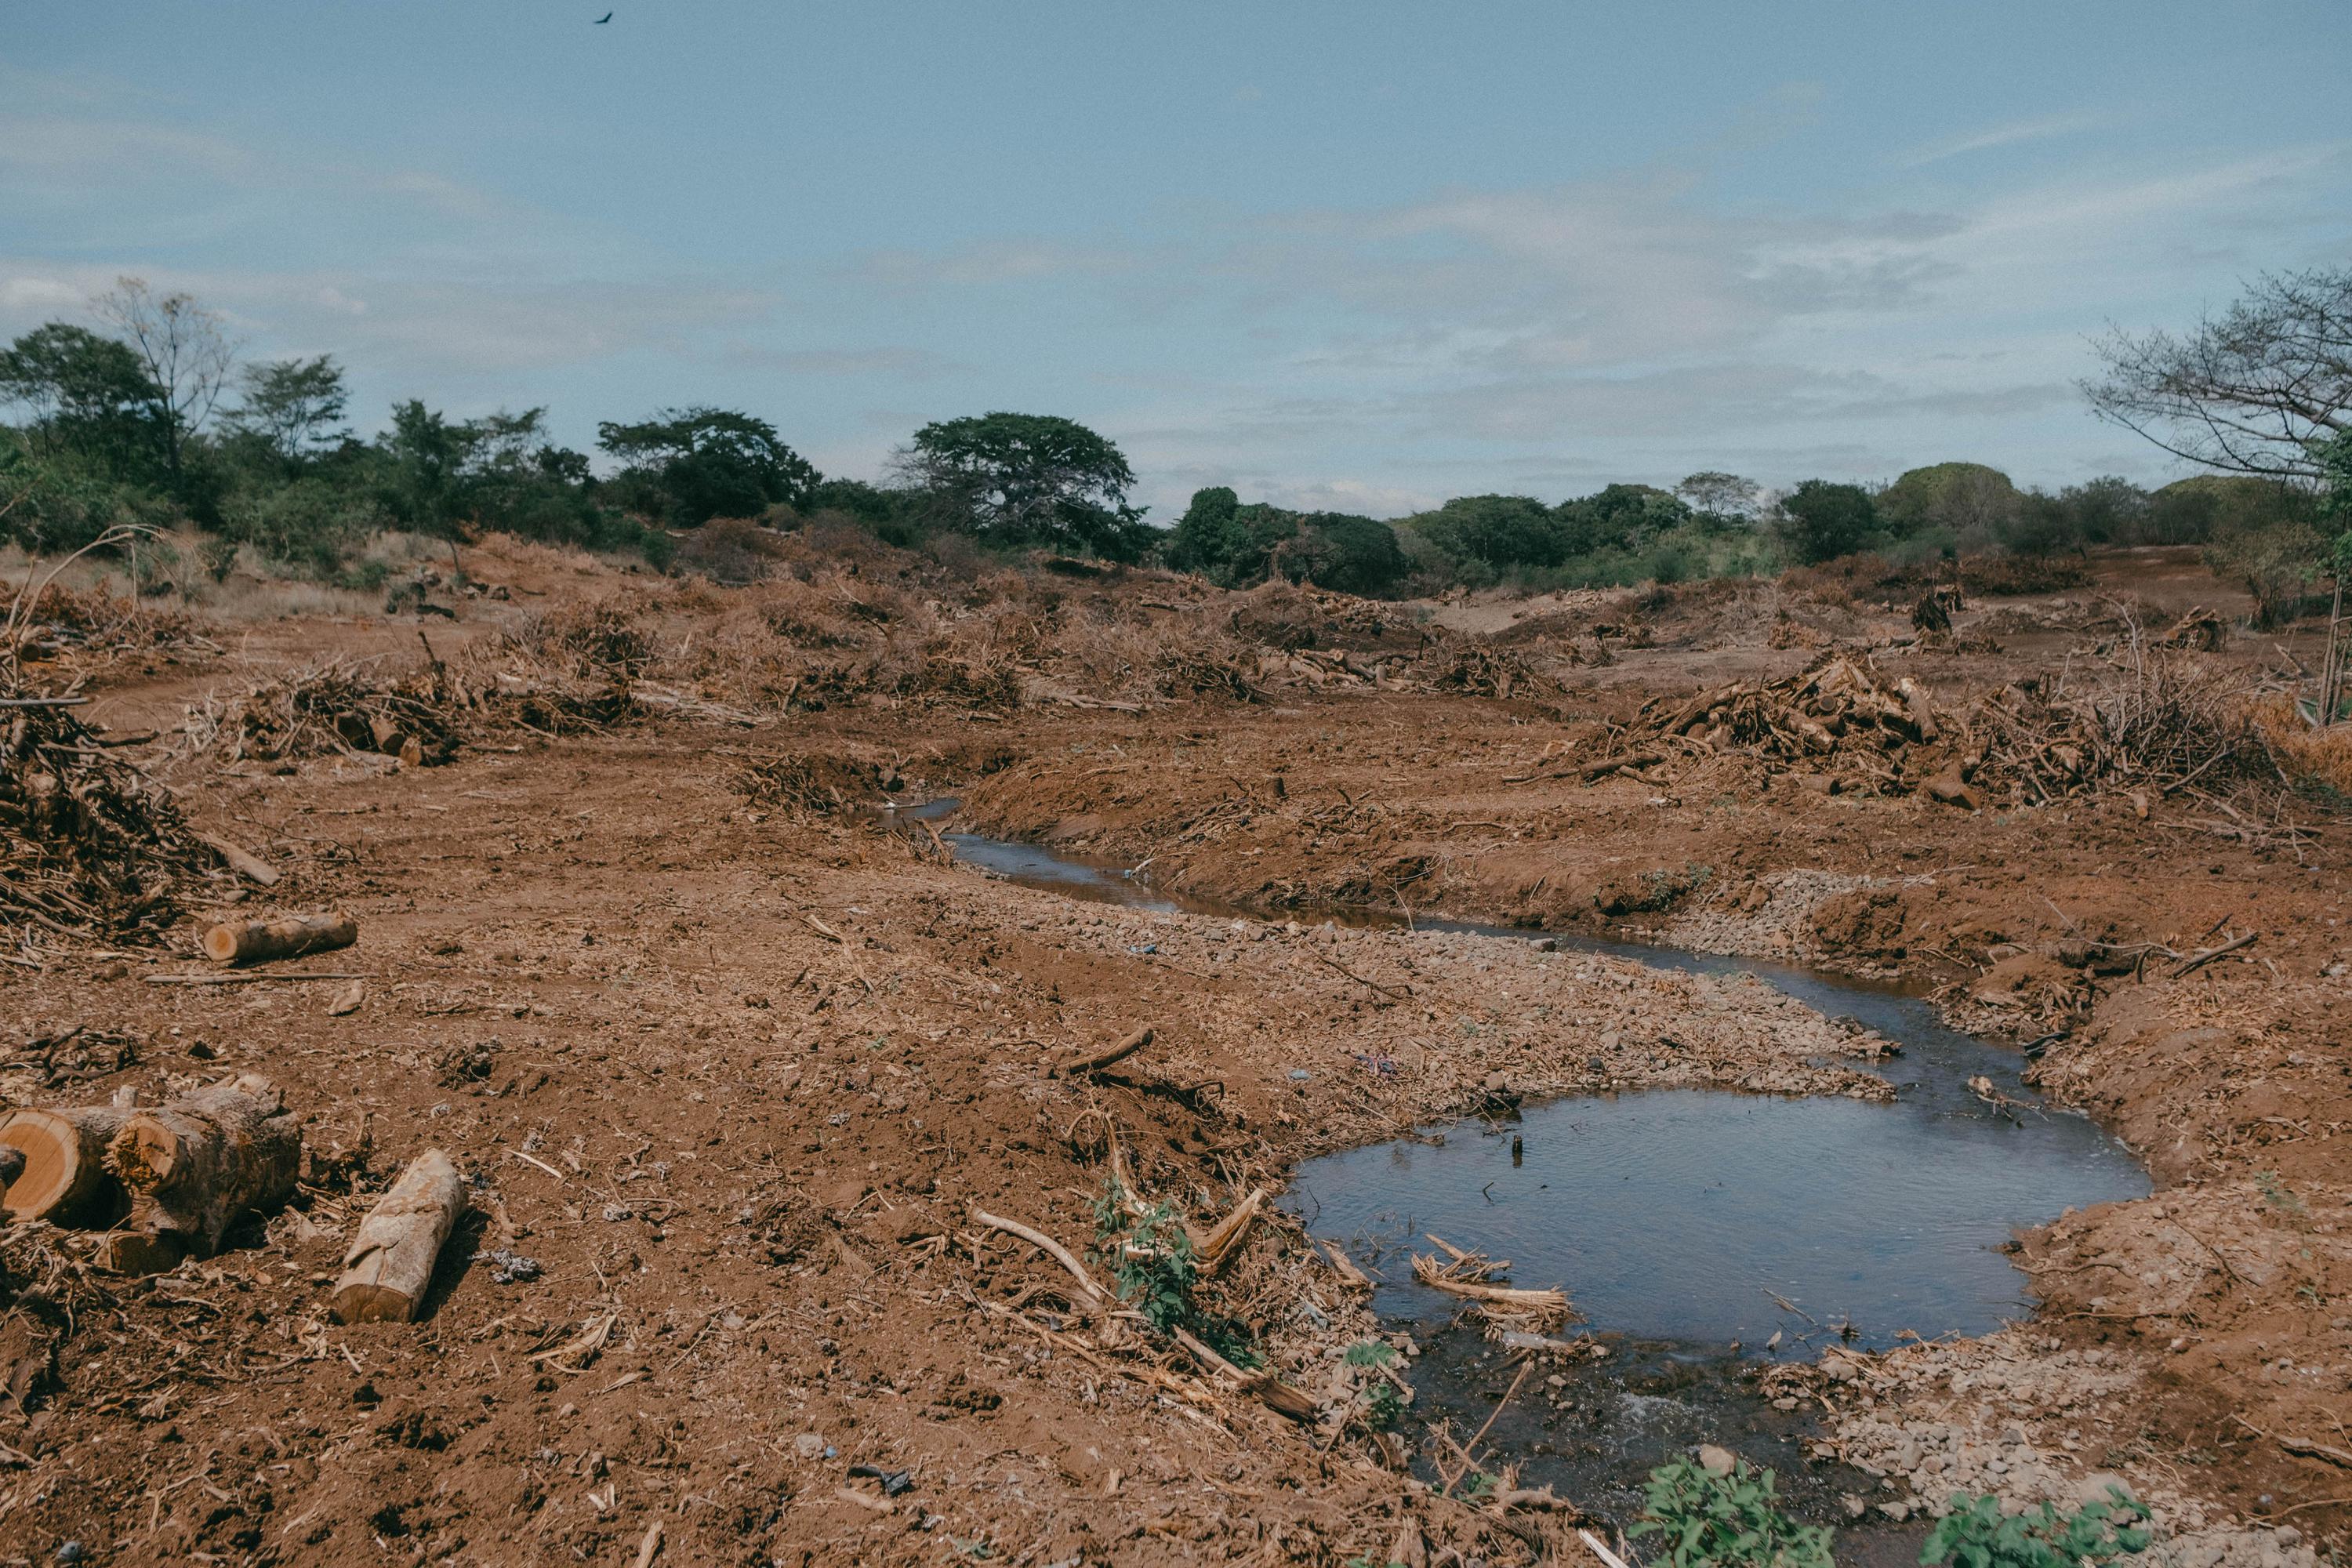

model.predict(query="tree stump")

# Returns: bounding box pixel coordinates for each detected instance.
[201,912,358,965]
[333,1149,465,1323]
[0,1106,136,1225]
[103,1073,301,1273]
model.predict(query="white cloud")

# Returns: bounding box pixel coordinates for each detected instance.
[1890,112,2111,169]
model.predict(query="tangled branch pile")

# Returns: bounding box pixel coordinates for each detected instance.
[1583,644,2287,812]
[1956,651,2280,807]
[185,655,468,768]
[0,696,222,945]
[1591,652,1940,793]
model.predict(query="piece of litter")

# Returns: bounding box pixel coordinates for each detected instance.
[475,1248,542,1284]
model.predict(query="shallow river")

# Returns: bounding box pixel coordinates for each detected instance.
[915,807,2149,1526]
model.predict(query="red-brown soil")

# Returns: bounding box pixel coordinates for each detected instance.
[0,538,2343,1566]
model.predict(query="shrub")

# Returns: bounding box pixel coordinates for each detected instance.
[1776,481,1882,565]
[1919,1490,2151,1568]
[1632,1457,1833,1568]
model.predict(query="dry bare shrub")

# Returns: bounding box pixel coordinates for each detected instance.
[183,656,465,768]
[2252,699,2352,802]
[735,751,900,816]
[671,517,793,585]
[1962,645,2278,804]
[500,600,655,679]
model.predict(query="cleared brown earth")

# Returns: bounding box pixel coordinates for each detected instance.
[0,538,2343,1566]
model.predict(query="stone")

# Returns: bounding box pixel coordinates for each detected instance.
[1697,1444,1736,1478]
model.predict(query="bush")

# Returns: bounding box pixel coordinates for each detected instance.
[1919,1489,2151,1568]
[1276,512,1408,596]
[1776,481,1882,564]
[1631,1457,1833,1568]
[2207,517,2329,627]
[217,474,388,577]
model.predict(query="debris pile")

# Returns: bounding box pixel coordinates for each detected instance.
[1586,650,1940,795]
[1,693,223,945]
[1578,645,2281,811]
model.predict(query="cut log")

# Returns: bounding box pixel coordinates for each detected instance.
[1047,1025,1154,1079]
[333,1149,465,1323]
[201,911,358,966]
[0,1105,136,1225]
[103,1073,301,1273]
[194,833,281,887]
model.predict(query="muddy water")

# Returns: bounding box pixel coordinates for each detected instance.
[914,806,2150,1530]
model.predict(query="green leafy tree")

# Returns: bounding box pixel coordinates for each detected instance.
[1776,480,1881,564]
[1406,493,1567,570]
[1677,470,1762,524]
[0,323,162,481]
[1632,1457,1833,1568]
[895,412,1149,559]
[596,406,818,527]
[2053,477,2151,546]
[1573,482,1694,554]
[1919,1489,2151,1568]
[1167,486,1302,584]
[225,355,351,468]
[1879,463,2022,543]
[1275,512,1408,596]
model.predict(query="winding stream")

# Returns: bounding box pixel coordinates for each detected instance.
[905,803,2150,1526]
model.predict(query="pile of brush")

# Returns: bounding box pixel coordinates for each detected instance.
[0,691,224,946]
[1955,651,2279,807]
[185,652,467,768]
[1579,649,1940,796]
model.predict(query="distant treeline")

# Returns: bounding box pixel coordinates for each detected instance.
[0,278,2334,615]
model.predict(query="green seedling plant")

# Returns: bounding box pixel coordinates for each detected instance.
[1343,1338,1406,1430]
[1920,1489,2151,1568]
[1089,1178,1261,1366]
[1632,1457,1835,1568]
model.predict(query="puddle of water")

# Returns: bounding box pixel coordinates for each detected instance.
[901,805,2151,1526]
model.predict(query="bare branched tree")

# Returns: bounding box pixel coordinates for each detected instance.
[2084,266,2352,485]
[92,276,236,482]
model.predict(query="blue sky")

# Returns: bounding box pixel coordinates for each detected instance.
[5,2,2348,518]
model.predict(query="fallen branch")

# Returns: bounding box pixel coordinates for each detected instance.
[1411,1253,1570,1316]
[969,1205,1109,1308]
[1048,1025,1155,1079]
[1310,951,1412,1001]
[2166,931,2257,978]
[194,833,280,888]
[201,911,357,966]
[1320,1240,1374,1289]
[145,971,369,985]
[1193,1187,1265,1274]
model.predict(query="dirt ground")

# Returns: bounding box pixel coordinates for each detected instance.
[0,537,2345,1566]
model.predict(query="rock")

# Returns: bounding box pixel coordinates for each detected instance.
[2075,1472,2133,1508]
[1877,1501,1911,1522]
[1697,1444,1736,1478]
[1924,770,1979,810]
[793,1432,827,1458]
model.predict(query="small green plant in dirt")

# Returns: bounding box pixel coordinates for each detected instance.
[1343,1338,1406,1429]
[2255,1170,2307,1217]
[1089,1178,1261,1365]
[1632,1457,1834,1568]
[1919,1489,2151,1568]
